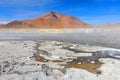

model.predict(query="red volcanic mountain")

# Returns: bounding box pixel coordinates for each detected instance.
[4,12,91,29]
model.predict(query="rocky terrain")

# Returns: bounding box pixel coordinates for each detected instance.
[0,40,120,80]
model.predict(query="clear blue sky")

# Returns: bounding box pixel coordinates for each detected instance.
[0,0,120,25]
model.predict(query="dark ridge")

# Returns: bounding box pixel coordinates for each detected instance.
[49,12,59,19]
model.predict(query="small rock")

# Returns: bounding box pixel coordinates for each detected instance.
[90,61,95,64]
[53,69,64,79]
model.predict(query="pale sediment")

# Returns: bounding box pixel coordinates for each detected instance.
[0,41,120,80]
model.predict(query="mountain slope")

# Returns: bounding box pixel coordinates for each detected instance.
[0,24,4,27]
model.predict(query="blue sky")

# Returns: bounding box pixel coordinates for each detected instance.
[0,0,120,25]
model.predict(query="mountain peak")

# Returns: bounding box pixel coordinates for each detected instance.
[46,12,59,19]
[48,11,57,15]
[38,12,62,20]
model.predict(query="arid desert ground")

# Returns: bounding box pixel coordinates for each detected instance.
[0,29,120,80]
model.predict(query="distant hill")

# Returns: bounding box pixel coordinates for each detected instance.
[0,24,4,27]
[3,12,91,29]
[97,22,120,27]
